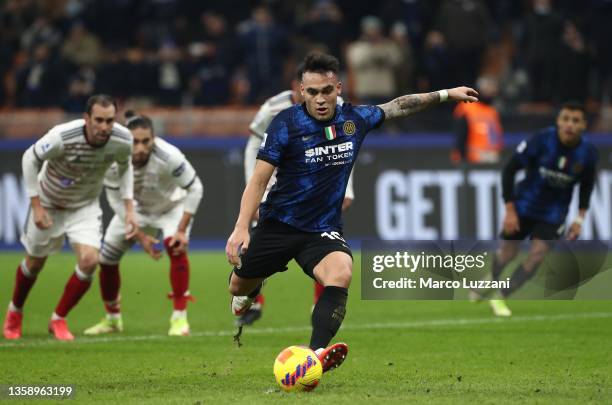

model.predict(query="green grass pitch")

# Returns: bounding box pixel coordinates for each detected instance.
[0,251,610,404]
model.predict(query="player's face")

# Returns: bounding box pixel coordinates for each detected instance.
[301,71,341,121]
[131,127,154,168]
[84,103,116,146]
[556,108,587,146]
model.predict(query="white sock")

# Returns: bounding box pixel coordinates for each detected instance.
[51,312,63,321]
[8,301,21,313]
[20,259,35,279]
[106,312,122,320]
[171,310,186,320]
[74,265,93,282]
[314,348,324,356]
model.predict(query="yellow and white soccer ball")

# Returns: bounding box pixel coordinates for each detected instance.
[273,345,323,392]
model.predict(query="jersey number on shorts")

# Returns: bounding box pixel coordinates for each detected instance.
[321,231,346,242]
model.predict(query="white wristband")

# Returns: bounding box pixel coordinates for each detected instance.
[574,216,584,225]
[438,89,448,102]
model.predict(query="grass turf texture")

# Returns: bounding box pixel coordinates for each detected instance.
[0,251,610,404]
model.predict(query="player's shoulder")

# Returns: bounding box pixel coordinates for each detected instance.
[154,137,184,159]
[341,102,382,120]
[267,90,294,109]
[530,126,556,144]
[51,119,85,141]
[271,103,299,124]
[579,136,598,160]
[110,122,133,145]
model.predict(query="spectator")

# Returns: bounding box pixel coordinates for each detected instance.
[15,43,65,107]
[62,66,95,113]
[20,17,62,52]
[153,41,186,106]
[452,75,503,164]
[237,6,288,103]
[431,0,493,86]
[299,1,347,62]
[389,21,414,96]
[61,22,101,67]
[558,21,590,104]
[588,0,612,103]
[346,16,401,105]
[521,0,563,102]
[187,12,236,105]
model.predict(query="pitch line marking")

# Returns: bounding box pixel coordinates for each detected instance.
[1,311,611,348]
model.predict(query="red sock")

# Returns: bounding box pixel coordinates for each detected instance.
[314,281,325,304]
[99,263,121,314]
[11,262,37,309]
[55,270,92,317]
[165,238,190,310]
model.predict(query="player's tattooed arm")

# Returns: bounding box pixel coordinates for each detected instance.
[378,87,479,120]
[378,92,441,120]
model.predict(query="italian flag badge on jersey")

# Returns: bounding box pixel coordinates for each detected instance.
[324,125,337,140]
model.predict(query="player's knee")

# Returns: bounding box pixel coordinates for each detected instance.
[319,261,352,288]
[497,245,518,264]
[78,252,99,273]
[228,274,249,296]
[25,256,46,275]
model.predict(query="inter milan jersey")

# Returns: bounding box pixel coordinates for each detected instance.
[257,103,384,232]
[512,127,598,224]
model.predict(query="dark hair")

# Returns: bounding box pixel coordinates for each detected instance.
[295,63,304,82]
[85,94,117,114]
[301,52,340,79]
[559,101,587,117]
[124,110,154,133]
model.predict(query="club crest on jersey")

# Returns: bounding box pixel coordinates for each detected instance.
[558,156,568,170]
[343,120,356,136]
[324,125,337,140]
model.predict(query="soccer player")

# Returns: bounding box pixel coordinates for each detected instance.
[226,52,477,371]
[240,65,355,326]
[84,112,203,336]
[486,101,597,317]
[3,94,136,341]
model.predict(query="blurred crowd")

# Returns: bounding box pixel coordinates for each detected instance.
[1,0,611,113]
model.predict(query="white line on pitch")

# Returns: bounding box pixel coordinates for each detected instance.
[1,311,610,348]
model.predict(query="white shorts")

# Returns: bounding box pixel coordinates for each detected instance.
[20,200,103,257]
[100,203,191,264]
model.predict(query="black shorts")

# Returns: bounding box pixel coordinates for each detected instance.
[501,216,564,240]
[234,219,353,280]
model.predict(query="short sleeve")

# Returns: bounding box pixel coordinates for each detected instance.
[353,105,385,133]
[33,130,64,161]
[513,133,542,166]
[249,101,273,139]
[168,153,198,189]
[256,114,289,167]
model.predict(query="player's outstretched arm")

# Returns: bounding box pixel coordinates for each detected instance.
[226,160,275,266]
[378,87,479,120]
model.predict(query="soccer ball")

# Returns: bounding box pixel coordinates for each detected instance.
[273,345,323,392]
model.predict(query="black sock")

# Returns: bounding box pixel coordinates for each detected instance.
[309,286,348,351]
[501,265,535,298]
[228,269,262,298]
[491,256,505,281]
